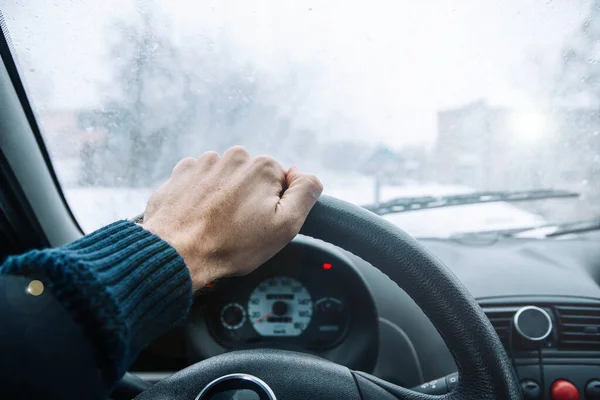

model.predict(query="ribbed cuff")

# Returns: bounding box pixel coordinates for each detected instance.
[0,220,193,382]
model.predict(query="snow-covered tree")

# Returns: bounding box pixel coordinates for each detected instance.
[97,1,323,187]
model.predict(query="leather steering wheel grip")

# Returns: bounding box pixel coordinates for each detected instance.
[299,196,521,399]
[136,195,521,400]
[300,196,521,399]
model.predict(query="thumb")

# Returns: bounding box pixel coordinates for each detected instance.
[278,167,324,221]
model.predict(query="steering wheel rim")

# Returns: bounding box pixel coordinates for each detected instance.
[135,195,521,399]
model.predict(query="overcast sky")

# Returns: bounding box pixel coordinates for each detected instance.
[0,0,591,147]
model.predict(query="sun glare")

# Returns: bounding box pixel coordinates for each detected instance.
[510,111,549,143]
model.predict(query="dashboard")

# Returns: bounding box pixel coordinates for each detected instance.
[131,231,600,399]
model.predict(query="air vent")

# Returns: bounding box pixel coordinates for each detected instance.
[480,306,519,348]
[556,305,600,351]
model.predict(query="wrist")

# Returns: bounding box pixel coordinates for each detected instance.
[138,221,217,291]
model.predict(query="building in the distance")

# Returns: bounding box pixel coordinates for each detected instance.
[433,100,600,219]
[36,109,108,186]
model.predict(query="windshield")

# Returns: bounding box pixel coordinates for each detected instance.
[1,0,599,237]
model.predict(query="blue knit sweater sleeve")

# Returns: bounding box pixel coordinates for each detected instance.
[0,220,193,393]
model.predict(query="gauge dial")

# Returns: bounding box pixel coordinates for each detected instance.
[315,297,344,314]
[312,297,347,342]
[220,303,246,330]
[248,277,312,336]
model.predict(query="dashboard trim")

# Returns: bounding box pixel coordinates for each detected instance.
[513,305,553,341]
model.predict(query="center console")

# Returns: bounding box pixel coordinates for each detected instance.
[414,297,600,399]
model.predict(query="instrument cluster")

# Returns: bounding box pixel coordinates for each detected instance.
[203,249,354,349]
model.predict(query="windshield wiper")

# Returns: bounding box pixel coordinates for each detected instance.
[452,217,600,239]
[362,189,579,216]
[545,218,600,237]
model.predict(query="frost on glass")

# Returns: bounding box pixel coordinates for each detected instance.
[2,0,599,233]
[81,5,318,188]
[554,0,600,220]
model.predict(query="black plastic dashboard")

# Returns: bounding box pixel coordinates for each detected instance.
[361,232,600,397]
[131,232,600,399]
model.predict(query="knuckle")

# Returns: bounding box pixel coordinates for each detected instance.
[201,150,220,159]
[172,157,197,174]
[199,151,220,164]
[252,155,279,174]
[253,155,276,167]
[228,145,248,155]
[224,146,250,162]
[305,174,323,192]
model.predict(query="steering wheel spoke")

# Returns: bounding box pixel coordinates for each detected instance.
[137,349,363,400]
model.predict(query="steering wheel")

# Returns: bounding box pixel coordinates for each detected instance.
[131,196,521,400]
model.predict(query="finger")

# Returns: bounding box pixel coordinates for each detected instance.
[278,167,323,221]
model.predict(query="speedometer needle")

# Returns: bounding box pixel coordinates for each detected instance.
[254,312,273,323]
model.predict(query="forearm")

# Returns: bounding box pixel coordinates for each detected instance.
[0,220,193,398]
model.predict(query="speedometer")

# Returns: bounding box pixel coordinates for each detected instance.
[248,276,312,337]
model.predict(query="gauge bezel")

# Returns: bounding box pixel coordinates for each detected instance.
[192,235,380,370]
[311,297,350,344]
[220,302,247,331]
[195,236,378,368]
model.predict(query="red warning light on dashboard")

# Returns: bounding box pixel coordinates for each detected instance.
[322,263,332,270]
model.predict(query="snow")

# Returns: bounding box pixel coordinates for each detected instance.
[63,173,544,237]
[319,172,545,237]
[382,203,544,238]
[65,187,152,231]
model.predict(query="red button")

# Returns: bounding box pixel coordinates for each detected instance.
[551,380,580,400]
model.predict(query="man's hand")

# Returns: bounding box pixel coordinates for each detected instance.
[140,147,323,291]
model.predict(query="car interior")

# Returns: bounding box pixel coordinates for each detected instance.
[1,4,600,400]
